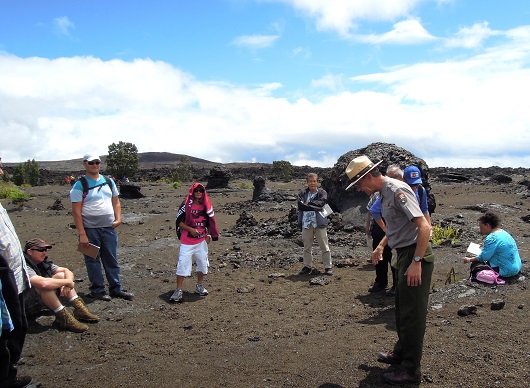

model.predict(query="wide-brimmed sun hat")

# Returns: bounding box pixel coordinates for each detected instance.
[345,155,383,190]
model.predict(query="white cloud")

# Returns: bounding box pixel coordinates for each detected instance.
[53,16,75,37]
[231,34,280,48]
[1,24,530,167]
[444,21,501,48]
[272,0,421,37]
[311,73,344,91]
[353,19,437,45]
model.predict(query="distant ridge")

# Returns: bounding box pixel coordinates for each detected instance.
[139,152,214,164]
[3,152,217,172]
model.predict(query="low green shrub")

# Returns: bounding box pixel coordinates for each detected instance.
[431,223,460,245]
[0,183,30,203]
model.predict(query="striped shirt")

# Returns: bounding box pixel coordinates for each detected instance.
[0,202,30,294]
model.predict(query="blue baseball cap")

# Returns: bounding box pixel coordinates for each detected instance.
[404,166,422,185]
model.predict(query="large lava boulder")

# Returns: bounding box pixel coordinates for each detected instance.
[206,166,232,189]
[321,142,434,232]
[119,184,145,199]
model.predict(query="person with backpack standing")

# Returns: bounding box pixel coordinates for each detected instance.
[170,183,219,303]
[365,191,393,293]
[70,153,133,301]
[403,166,432,227]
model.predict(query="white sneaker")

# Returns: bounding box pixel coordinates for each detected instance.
[195,284,208,296]
[169,288,183,302]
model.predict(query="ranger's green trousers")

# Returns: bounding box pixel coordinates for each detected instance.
[393,243,434,375]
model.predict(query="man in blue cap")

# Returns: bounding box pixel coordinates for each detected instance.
[403,166,431,226]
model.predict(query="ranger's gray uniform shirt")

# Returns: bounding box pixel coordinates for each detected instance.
[380,177,424,249]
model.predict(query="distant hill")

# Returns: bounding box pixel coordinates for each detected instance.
[138,152,214,165]
[3,152,217,172]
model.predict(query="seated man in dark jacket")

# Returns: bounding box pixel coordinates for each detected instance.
[23,238,99,333]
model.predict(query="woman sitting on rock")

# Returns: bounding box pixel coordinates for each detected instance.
[464,211,522,278]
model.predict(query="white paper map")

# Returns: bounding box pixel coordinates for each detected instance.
[467,242,482,256]
[319,204,333,218]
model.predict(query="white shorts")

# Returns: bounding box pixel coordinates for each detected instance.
[176,240,209,276]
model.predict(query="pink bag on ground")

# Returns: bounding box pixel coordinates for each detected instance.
[476,269,506,285]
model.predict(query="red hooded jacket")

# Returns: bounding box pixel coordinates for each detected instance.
[175,182,219,242]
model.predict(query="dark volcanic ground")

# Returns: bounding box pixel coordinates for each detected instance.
[3,170,530,388]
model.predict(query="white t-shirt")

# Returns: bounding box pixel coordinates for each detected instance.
[70,176,119,228]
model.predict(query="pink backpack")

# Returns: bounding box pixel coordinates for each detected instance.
[476,269,505,285]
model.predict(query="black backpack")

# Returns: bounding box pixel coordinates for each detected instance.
[417,184,436,214]
[79,175,113,202]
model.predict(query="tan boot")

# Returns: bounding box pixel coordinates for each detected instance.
[72,297,100,322]
[54,308,89,333]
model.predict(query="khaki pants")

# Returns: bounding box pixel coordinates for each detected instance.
[301,226,331,269]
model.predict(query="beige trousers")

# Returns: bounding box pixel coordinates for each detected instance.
[302,226,332,269]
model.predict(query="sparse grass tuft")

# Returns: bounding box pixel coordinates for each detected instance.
[170,181,182,190]
[236,181,254,189]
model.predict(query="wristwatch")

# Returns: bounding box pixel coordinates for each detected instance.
[413,255,422,263]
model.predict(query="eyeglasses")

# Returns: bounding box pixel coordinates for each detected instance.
[87,161,101,165]
[193,188,204,193]
[31,248,48,252]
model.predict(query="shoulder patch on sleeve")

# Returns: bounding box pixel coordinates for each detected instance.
[396,192,407,205]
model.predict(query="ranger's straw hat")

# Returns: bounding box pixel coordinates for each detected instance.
[345,155,382,190]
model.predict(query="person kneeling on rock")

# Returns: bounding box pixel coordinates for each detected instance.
[23,238,99,333]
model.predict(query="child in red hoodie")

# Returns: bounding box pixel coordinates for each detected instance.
[170,183,219,303]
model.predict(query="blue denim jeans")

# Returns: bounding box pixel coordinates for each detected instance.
[84,227,122,295]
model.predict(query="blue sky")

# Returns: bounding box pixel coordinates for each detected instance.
[1,0,530,167]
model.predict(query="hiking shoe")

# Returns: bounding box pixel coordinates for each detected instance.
[110,290,134,300]
[298,266,312,275]
[7,375,32,388]
[88,292,111,301]
[324,268,333,276]
[385,285,396,296]
[72,297,100,322]
[195,284,208,296]
[169,288,183,303]
[377,350,403,364]
[368,282,386,293]
[54,308,89,333]
[383,370,421,385]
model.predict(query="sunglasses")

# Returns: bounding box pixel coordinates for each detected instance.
[31,248,49,252]
[193,188,204,193]
[87,161,101,165]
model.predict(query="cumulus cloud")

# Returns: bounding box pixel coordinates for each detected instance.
[1,22,530,167]
[272,0,421,37]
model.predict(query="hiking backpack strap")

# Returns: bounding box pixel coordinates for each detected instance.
[417,184,425,205]
[80,175,112,202]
